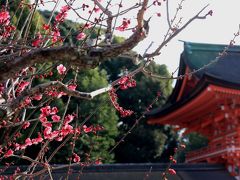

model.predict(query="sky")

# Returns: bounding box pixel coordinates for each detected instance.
[39,0,240,74]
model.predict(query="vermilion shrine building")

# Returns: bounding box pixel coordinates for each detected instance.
[148,42,240,176]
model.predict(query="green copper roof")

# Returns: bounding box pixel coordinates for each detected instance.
[183,42,240,73]
[182,42,240,84]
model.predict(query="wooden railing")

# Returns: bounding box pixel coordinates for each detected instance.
[186,142,240,163]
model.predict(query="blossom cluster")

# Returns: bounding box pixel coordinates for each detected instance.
[0,8,16,38]
[39,106,75,141]
[1,102,104,160]
[45,84,77,99]
[55,5,70,23]
[109,88,134,117]
[118,76,136,90]
[108,76,137,117]
[31,3,91,47]
[32,33,43,47]
[116,18,131,31]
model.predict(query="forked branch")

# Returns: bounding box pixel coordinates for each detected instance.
[9,81,111,109]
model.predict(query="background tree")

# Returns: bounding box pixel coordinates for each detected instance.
[101,56,177,162]
[47,68,119,164]
[177,132,209,162]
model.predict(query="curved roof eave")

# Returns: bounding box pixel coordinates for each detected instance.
[148,41,240,123]
[147,73,240,123]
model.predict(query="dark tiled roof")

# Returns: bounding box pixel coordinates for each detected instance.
[1,163,234,180]
[183,41,240,85]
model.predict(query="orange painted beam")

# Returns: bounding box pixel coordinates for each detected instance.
[148,86,214,125]
[148,84,240,126]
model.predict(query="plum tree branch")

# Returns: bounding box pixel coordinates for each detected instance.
[166,0,171,29]
[0,0,150,82]
[101,0,150,56]
[0,46,99,82]
[93,0,113,43]
[9,81,112,110]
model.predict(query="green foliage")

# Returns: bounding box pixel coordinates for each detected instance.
[112,36,125,44]
[185,132,209,151]
[101,57,177,162]
[49,69,119,164]
[74,68,119,143]
[177,132,209,162]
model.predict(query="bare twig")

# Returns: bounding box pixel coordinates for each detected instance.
[101,0,150,57]
[145,4,209,58]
